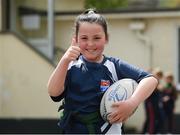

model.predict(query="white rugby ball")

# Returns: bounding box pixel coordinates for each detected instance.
[100,78,138,121]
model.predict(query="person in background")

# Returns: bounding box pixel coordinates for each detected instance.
[162,72,178,133]
[142,68,165,134]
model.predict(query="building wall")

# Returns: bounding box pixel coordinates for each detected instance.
[147,18,177,71]
[15,0,85,49]
[16,0,47,10]
[54,0,85,11]
[16,0,85,11]
[0,34,59,118]
[104,19,150,69]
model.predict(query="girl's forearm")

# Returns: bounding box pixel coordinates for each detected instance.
[47,58,70,97]
[129,76,158,107]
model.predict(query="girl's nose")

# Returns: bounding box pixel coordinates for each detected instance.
[88,40,94,46]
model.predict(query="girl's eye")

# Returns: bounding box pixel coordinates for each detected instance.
[81,37,87,40]
[95,37,101,40]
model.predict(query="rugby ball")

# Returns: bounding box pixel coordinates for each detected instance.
[100,78,138,121]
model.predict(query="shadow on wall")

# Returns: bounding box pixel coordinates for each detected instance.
[0,115,180,134]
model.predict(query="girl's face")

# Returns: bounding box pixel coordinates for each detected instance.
[165,76,173,84]
[77,22,108,63]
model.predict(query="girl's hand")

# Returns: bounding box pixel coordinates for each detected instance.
[62,38,81,63]
[108,99,137,123]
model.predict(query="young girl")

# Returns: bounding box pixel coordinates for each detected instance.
[47,9,158,134]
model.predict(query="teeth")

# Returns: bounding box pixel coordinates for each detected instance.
[88,50,94,52]
[86,49,97,54]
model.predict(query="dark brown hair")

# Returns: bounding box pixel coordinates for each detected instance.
[74,9,108,40]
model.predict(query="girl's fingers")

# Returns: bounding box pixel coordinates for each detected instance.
[111,101,123,108]
[110,114,121,123]
[71,37,78,46]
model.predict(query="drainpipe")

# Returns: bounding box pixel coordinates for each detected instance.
[129,20,153,69]
[47,0,55,61]
[0,0,2,31]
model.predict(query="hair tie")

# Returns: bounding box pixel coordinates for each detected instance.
[88,10,94,14]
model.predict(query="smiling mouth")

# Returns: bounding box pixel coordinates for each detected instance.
[87,49,95,52]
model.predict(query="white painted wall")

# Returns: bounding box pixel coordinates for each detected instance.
[0,34,59,118]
